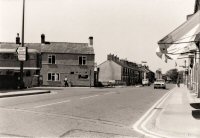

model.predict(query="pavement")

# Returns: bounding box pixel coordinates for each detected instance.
[146,84,200,138]
[0,89,50,98]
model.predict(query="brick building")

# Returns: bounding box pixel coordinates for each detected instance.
[40,35,95,87]
[0,42,41,88]
[98,54,143,85]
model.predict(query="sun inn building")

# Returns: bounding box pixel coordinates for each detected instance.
[40,35,95,87]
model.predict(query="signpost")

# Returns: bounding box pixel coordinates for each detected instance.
[17,47,27,61]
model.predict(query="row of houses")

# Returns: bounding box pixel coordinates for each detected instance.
[98,54,155,86]
[0,34,154,88]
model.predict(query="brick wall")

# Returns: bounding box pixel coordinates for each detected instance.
[41,53,95,87]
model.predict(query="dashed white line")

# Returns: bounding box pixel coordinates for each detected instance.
[80,95,99,100]
[33,100,71,108]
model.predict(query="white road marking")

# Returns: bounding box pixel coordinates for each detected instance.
[33,100,71,108]
[80,95,99,100]
[133,88,175,138]
[103,92,116,95]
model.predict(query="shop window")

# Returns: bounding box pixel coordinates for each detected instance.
[79,56,87,65]
[48,55,56,64]
[78,74,88,79]
[47,73,60,81]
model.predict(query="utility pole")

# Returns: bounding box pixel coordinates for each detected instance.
[19,0,25,89]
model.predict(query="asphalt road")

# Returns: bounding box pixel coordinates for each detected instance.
[0,84,175,137]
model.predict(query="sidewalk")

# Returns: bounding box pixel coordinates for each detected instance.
[150,85,200,138]
[0,89,50,98]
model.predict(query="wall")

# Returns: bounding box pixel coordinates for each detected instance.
[98,60,121,82]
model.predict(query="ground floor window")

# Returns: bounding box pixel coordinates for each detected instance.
[48,73,60,81]
[78,74,89,79]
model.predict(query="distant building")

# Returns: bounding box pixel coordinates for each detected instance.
[155,69,162,80]
[98,54,143,86]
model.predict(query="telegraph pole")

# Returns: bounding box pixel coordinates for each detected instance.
[19,0,25,89]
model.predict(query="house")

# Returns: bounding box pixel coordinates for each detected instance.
[40,35,95,87]
[98,54,143,86]
[0,42,41,88]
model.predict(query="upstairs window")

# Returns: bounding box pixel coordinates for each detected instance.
[48,55,56,64]
[79,56,87,65]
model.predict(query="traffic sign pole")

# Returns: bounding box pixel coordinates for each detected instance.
[20,0,25,89]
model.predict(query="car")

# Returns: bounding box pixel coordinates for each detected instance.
[154,79,166,89]
[142,79,150,86]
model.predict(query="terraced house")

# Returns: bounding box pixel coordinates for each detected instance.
[98,54,144,86]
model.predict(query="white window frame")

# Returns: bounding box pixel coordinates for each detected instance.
[78,56,87,65]
[47,72,60,81]
[48,54,56,64]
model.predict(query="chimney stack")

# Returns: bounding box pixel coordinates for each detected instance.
[16,33,20,44]
[41,34,45,44]
[89,36,93,46]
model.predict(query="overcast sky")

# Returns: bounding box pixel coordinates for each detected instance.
[0,0,195,73]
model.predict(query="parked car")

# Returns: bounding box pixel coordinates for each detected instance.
[142,79,150,86]
[154,79,166,89]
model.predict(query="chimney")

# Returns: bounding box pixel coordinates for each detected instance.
[41,34,45,44]
[89,36,93,46]
[16,33,20,44]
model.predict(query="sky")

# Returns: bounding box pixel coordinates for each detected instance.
[0,0,195,73]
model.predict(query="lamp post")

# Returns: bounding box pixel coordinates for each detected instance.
[19,0,25,89]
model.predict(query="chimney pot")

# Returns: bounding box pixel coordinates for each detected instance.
[41,34,45,44]
[89,36,93,46]
[16,33,20,44]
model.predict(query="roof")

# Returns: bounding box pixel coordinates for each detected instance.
[98,59,142,72]
[41,42,94,54]
[0,43,41,50]
[0,42,94,55]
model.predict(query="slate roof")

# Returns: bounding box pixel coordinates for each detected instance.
[0,42,94,55]
[41,42,94,54]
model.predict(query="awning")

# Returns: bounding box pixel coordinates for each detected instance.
[157,10,200,61]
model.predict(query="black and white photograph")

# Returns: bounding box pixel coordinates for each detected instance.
[0,0,200,137]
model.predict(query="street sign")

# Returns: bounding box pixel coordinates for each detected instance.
[16,47,27,61]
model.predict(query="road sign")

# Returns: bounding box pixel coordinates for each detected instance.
[16,47,27,61]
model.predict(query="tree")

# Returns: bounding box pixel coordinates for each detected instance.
[165,68,178,83]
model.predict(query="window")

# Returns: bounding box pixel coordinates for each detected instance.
[48,55,56,64]
[79,56,87,65]
[78,74,89,79]
[47,73,60,81]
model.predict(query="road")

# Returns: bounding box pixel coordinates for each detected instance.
[0,85,175,137]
